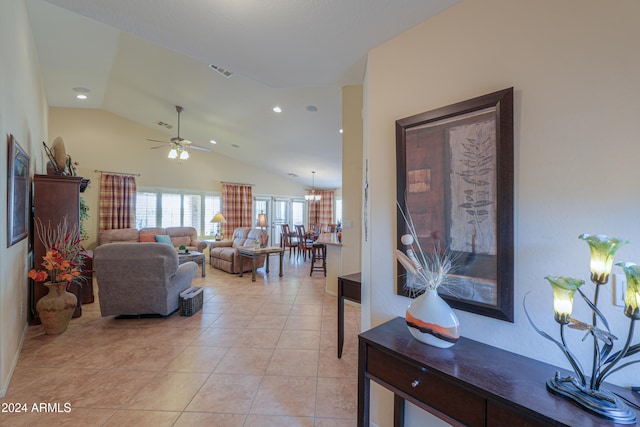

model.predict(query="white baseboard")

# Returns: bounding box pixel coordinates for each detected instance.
[0,322,28,398]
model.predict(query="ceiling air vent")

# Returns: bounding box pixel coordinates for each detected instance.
[157,121,173,129]
[209,64,234,78]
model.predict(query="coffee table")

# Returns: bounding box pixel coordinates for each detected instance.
[238,246,284,282]
[178,251,206,277]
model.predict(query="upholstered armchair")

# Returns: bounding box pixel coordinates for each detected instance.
[94,242,198,317]
[209,227,269,274]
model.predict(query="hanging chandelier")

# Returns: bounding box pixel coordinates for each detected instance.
[305,171,321,201]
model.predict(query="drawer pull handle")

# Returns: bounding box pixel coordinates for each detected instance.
[411,379,420,388]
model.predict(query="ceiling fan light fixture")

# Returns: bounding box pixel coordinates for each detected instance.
[147,105,212,160]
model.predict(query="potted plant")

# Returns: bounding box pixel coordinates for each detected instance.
[28,217,87,334]
[79,196,90,240]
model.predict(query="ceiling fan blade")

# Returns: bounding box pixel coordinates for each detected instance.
[146,138,169,143]
[149,145,166,149]
[189,145,212,152]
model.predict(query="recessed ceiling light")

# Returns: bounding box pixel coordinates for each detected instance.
[73,87,90,100]
[210,140,217,144]
[273,106,282,113]
[306,105,318,112]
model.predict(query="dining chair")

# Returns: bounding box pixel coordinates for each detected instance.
[281,224,298,258]
[295,224,314,261]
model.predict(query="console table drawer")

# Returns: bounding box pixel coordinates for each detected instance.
[487,402,544,426]
[367,346,485,427]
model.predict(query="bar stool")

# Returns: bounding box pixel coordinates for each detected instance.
[309,243,326,276]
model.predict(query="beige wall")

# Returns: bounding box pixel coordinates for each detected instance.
[341,85,363,275]
[364,0,640,425]
[49,108,307,249]
[0,0,49,396]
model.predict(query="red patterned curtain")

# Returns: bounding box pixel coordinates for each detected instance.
[98,173,137,230]
[222,183,253,236]
[308,190,334,227]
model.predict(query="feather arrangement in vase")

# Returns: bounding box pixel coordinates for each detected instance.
[396,203,460,348]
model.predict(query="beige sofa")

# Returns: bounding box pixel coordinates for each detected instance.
[210,227,269,273]
[94,242,198,317]
[98,226,207,252]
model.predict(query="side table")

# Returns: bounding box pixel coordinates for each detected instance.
[238,246,284,282]
[338,272,361,358]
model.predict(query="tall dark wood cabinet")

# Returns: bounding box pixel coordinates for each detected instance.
[29,174,88,324]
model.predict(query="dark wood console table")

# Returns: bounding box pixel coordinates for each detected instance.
[358,317,639,427]
[338,272,361,358]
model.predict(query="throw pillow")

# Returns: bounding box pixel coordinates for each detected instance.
[155,234,173,245]
[139,233,155,242]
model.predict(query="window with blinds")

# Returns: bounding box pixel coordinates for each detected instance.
[292,200,305,225]
[135,192,157,229]
[204,195,221,236]
[135,189,220,237]
[335,199,343,225]
[161,193,182,228]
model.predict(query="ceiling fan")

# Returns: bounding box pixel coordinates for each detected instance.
[147,105,211,159]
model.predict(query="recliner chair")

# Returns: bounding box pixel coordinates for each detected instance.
[94,242,198,317]
[209,227,269,273]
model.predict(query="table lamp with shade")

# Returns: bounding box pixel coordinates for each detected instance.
[210,213,226,240]
[257,212,267,230]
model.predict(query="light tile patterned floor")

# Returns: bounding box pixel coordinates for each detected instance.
[0,255,361,426]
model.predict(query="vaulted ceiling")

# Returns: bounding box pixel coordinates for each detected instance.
[26,0,457,188]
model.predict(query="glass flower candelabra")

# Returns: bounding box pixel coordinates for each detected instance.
[525,234,640,424]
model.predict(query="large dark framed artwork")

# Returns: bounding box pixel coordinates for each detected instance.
[7,134,30,247]
[396,88,514,322]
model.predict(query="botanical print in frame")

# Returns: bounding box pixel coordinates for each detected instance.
[7,134,30,247]
[396,88,514,322]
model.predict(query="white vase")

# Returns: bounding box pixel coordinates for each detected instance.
[406,289,460,348]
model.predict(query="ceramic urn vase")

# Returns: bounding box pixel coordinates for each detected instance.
[36,282,77,334]
[405,289,460,348]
